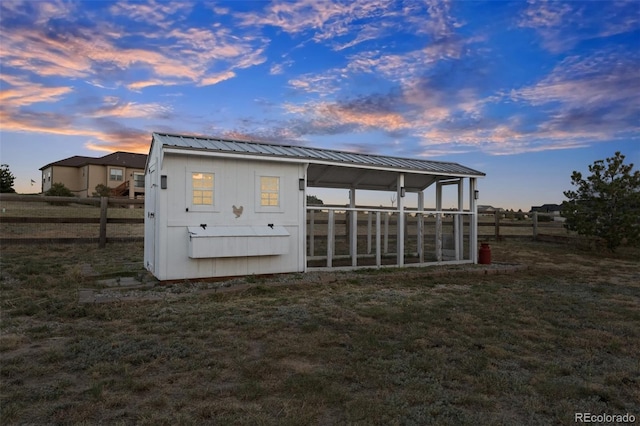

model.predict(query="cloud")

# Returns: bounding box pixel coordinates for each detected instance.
[108,1,192,29]
[0,109,76,135]
[0,1,267,93]
[199,71,236,87]
[236,0,391,42]
[321,94,410,131]
[0,108,151,155]
[284,1,469,97]
[126,79,174,92]
[270,59,293,75]
[83,97,172,119]
[282,91,411,137]
[288,73,343,95]
[509,50,640,137]
[0,105,151,154]
[518,0,640,53]
[518,0,572,29]
[279,43,639,158]
[0,74,73,107]
[83,119,150,153]
[332,23,387,51]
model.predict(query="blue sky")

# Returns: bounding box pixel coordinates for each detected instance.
[1,0,638,210]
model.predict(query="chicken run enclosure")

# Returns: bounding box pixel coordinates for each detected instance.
[305,208,474,269]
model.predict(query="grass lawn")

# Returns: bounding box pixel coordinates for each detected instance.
[1,240,639,424]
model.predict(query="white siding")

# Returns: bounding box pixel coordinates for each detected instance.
[146,148,305,280]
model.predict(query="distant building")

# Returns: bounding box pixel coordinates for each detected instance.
[39,152,147,198]
[477,205,504,214]
[530,203,565,221]
[530,204,562,214]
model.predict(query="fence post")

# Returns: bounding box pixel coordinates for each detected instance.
[384,213,389,254]
[99,196,108,248]
[309,209,315,257]
[327,210,334,268]
[533,211,538,240]
[494,210,500,241]
[376,211,381,267]
[350,209,357,267]
[367,211,372,254]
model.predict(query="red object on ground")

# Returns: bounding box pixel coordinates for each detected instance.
[479,243,491,264]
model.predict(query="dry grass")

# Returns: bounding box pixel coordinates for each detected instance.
[1,241,639,424]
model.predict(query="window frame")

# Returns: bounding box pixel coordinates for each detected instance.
[187,169,219,212]
[255,173,284,213]
[109,167,124,182]
[133,172,145,188]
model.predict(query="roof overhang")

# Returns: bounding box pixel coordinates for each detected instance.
[308,163,442,192]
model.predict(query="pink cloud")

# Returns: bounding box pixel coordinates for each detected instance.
[0,75,73,107]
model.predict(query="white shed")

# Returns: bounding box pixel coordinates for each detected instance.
[144,133,485,281]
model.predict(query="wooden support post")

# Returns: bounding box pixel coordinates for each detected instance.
[367,211,372,254]
[309,209,315,256]
[99,196,108,248]
[350,188,357,267]
[469,178,478,264]
[435,180,442,262]
[397,173,405,267]
[456,179,463,260]
[351,210,357,267]
[384,213,389,254]
[533,211,538,240]
[327,210,334,268]
[376,211,381,267]
[495,210,500,241]
[417,191,424,263]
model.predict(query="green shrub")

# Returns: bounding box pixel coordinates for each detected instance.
[93,184,111,197]
[45,183,74,197]
[44,183,75,205]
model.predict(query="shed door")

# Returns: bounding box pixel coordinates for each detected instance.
[144,163,156,273]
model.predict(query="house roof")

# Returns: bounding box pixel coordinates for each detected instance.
[152,132,485,192]
[41,152,147,170]
[530,204,562,212]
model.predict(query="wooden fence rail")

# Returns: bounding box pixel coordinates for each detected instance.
[0,194,144,247]
[1,194,570,248]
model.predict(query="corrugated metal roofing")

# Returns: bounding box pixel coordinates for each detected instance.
[153,132,485,177]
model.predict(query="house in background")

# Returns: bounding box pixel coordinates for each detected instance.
[530,203,564,221]
[477,205,504,214]
[530,203,562,214]
[40,152,147,198]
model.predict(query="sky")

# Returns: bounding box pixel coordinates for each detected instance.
[0,0,638,211]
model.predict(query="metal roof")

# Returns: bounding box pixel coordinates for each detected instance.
[152,132,484,192]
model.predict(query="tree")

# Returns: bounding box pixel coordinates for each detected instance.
[45,182,74,197]
[93,184,111,197]
[306,194,324,205]
[0,164,16,193]
[562,152,640,251]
